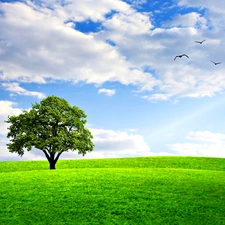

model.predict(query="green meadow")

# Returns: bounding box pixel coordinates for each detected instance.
[0,156,225,225]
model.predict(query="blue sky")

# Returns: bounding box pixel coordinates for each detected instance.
[1,0,225,161]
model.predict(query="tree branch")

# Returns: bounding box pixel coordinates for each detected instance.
[54,151,64,164]
[42,150,50,162]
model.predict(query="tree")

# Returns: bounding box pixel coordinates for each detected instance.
[5,95,94,169]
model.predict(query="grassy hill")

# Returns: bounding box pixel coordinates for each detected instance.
[0,156,225,224]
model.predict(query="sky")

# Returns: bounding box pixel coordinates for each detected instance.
[1,0,225,161]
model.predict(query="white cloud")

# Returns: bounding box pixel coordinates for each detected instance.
[124,128,138,132]
[142,93,170,102]
[0,127,158,160]
[178,0,225,30]
[0,141,46,161]
[102,10,153,35]
[186,131,225,143]
[89,128,151,157]
[0,101,23,135]
[0,125,175,160]
[98,88,115,96]
[0,101,22,116]
[129,0,148,7]
[0,0,157,91]
[2,82,45,99]
[0,0,225,102]
[41,0,130,22]
[97,1,225,101]
[164,12,208,29]
[168,131,225,157]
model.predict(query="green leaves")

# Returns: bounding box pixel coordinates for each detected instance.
[5,95,94,164]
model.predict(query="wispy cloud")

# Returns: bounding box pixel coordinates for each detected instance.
[168,131,225,157]
[2,83,45,99]
[98,88,116,96]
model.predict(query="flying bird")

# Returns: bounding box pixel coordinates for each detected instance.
[174,54,189,61]
[211,60,222,65]
[195,40,206,44]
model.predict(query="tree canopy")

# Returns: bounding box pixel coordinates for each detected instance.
[5,95,94,169]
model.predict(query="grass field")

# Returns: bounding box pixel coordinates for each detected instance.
[0,156,225,224]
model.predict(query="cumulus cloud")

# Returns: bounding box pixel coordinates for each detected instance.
[0,0,225,102]
[98,88,115,96]
[62,128,153,159]
[0,101,22,116]
[0,101,23,135]
[62,128,172,159]
[2,82,45,99]
[178,0,225,30]
[164,12,208,29]
[0,127,155,161]
[0,0,157,91]
[168,131,225,157]
[40,0,130,22]
[96,1,225,101]
[0,142,47,161]
[91,128,150,153]
[102,10,153,35]
[0,125,177,161]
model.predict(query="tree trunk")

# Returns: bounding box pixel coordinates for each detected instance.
[42,150,63,170]
[49,159,56,170]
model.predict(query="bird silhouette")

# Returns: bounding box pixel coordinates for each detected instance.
[211,61,222,65]
[195,40,206,44]
[174,54,189,61]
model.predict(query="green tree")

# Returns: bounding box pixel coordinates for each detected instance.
[5,95,94,169]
